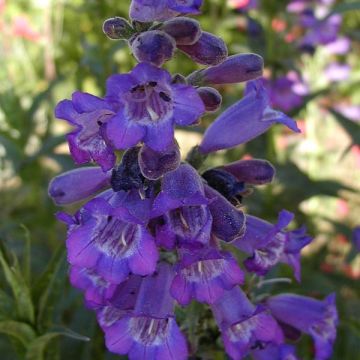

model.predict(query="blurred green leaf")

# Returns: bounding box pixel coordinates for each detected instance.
[324,1,360,19]
[0,321,36,347]
[0,134,23,167]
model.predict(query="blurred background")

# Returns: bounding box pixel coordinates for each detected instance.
[0,0,359,359]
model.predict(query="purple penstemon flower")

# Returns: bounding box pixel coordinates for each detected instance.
[252,343,299,360]
[105,62,205,152]
[55,92,116,171]
[267,293,338,360]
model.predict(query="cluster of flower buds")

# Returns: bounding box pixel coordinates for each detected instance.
[49,1,338,359]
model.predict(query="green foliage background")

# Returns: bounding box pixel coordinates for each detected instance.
[0,0,360,359]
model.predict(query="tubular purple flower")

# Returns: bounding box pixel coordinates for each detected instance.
[188,53,264,86]
[65,195,158,284]
[48,167,111,205]
[352,227,360,252]
[199,80,300,154]
[130,0,203,22]
[252,343,299,360]
[103,17,134,40]
[138,142,181,180]
[69,266,117,309]
[197,87,222,113]
[212,287,284,360]
[105,62,205,152]
[170,248,244,305]
[205,185,246,242]
[152,164,212,248]
[161,17,201,45]
[178,31,228,66]
[267,294,338,360]
[54,92,116,171]
[223,159,275,185]
[104,263,188,360]
[130,30,176,67]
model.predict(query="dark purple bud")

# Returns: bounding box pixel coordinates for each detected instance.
[103,17,134,40]
[111,147,145,192]
[161,17,201,45]
[171,73,187,84]
[188,54,264,86]
[197,87,222,112]
[202,168,245,204]
[131,30,176,67]
[178,31,228,66]
[223,159,275,185]
[205,185,246,242]
[139,142,181,180]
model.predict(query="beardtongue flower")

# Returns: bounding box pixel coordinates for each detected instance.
[105,62,205,152]
[160,17,201,45]
[48,166,111,205]
[55,92,116,171]
[353,227,360,252]
[64,193,158,284]
[103,263,188,360]
[196,87,223,113]
[130,0,203,22]
[233,210,312,281]
[178,31,228,66]
[199,79,300,154]
[252,343,299,360]
[103,17,135,40]
[170,247,244,305]
[267,294,338,360]
[212,287,284,360]
[152,164,212,249]
[187,53,264,86]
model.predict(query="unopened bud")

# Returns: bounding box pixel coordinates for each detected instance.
[103,17,134,40]
[131,30,176,67]
[161,17,201,45]
[178,31,228,66]
[197,87,222,112]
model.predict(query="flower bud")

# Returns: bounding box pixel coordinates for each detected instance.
[197,87,222,112]
[161,17,201,45]
[139,142,181,180]
[178,31,228,66]
[48,167,110,205]
[102,17,134,40]
[188,54,264,86]
[131,30,176,67]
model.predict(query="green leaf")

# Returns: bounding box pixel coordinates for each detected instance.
[0,320,36,347]
[0,244,35,323]
[0,134,23,168]
[324,1,360,20]
[34,246,67,331]
[0,289,14,320]
[20,225,31,285]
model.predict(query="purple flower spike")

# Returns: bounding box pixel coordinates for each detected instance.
[104,263,188,360]
[65,196,158,284]
[267,294,338,360]
[224,159,275,185]
[131,30,176,67]
[199,80,300,154]
[170,248,244,305]
[55,92,116,171]
[69,266,117,309]
[252,343,299,360]
[161,17,202,45]
[197,87,222,113]
[205,185,246,242]
[178,31,228,66]
[139,142,181,180]
[188,54,264,86]
[152,164,212,249]
[48,166,111,205]
[212,287,284,360]
[130,0,202,22]
[105,62,205,152]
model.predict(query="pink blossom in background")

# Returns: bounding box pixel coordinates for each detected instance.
[12,15,41,42]
[228,0,257,10]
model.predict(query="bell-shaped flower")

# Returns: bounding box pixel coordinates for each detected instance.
[233,210,312,281]
[104,263,188,360]
[55,92,116,171]
[170,247,244,305]
[212,287,284,360]
[130,0,203,22]
[152,164,212,249]
[267,293,338,360]
[63,192,158,284]
[199,80,300,154]
[48,166,111,205]
[105,62,205,152]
